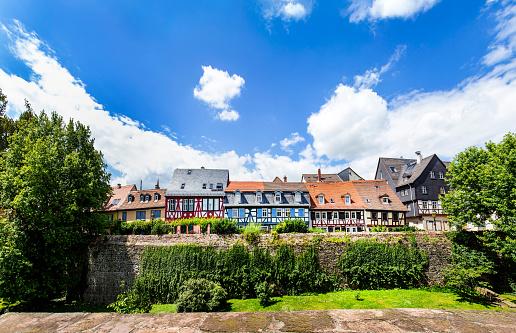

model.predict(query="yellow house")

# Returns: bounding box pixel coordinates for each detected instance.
[118,187,167,222]
[101,184,137,221]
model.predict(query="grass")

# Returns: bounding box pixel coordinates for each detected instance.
[151,289,512,313]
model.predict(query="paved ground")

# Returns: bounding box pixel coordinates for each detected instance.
[0,308,515,333]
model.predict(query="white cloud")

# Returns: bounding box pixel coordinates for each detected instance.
[217,109,240,121]
[483,3,516,66]
[280,132,305,153]
[346,0,440,23]
[308,3,516,179]
[193,65,244,121]
[354,44,406,89]
[260,0,313,24]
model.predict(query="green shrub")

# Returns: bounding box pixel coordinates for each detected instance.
[391,225,418,232]
[0,298,21,314]
[338,235,428,289]
[308,227,325,233]
[243,223,262,244]
[256,281,275,306]
[275,219,308,233]
[369,225,388,232]
[176,278,227,312]
[108,281,151,314]
[211,218,239,234]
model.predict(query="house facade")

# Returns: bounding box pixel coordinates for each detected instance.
[224,181,310,229]
[117,186,167,222]
[301,167,363,183]
[305,180,408,232]
[101,184,137,221]
[164,168,229,221]
[375,152,451,231]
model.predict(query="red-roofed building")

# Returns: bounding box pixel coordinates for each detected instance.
[100,184,137,221]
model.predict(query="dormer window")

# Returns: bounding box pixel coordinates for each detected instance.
[145,194,150,202]
[345,194,350,204]
[112,199,120,205]
[382,197,389,204]
[209,184,213,189]
[181,183,185,189]
[256,191,262,203]
[127,195,133,203]
[318,195,324,205]
[154,193,160,201]
[216,183,223,190]
[366,199,370,203]
[330,198,334,203]
[235,191,241,204]
[295,191,301,203]
[390,167,397,173]
[187,170,192,174]
[140,194,144,202]
[202,184,207,189]
[275,192,282,203]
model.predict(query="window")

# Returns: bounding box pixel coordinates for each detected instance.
[379,171,383,179]
[277,209,282,217]
[345,211,350,219]
[202,198,219,211]
[318,195,324,204]
[422,201,428,209]
[422,186,427,194]
[356,211,361,219]
[127,195,133,203]
[180,183,185,189]
[187,170,192,174]
[151,210,161,219]
[256,192,262,203]
[382,197,389,204]
[202,183,207,189]
[315,212,320,219]
[390,167,397,172]
[183,198,194,212]
[168,199,175,212]
[262,209,268,217]
[432,201,438,210]
[209,184,213,189]
[330,198,334,203]
[216,183,223,189]
[145,194,151,202]
[366,198,370,203]
[233,208,238,218]
[122,212,127,222]
[430,171,435,178]
[406,203,411,210]
[382,212,388,221]
[439,171,444,179]
[140,194,144,202]
[136,211,146,221]
[235,191,241,204]
[275,192,282,203]
[392,212,399,221]
[351,211,356,219]
[333,211,338,219]
[371,212,378,220]
[322,212,327,219]
[295,192,301,203]
[440,187,446,194]
[345,195,351,204]
[112,199,120,205]
[154,193,160,201]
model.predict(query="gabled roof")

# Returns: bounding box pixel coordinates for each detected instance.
[377,155,450,188]
[165,168,229,197]
[337,167,364,181]
[119,188,167,210]
[225,181,308,193]
[305,182,366,209]
[272,177,283,183]
[301,173,342,182]
[103,184,137,211]
[353,180,408,211]
[225,181,264,192]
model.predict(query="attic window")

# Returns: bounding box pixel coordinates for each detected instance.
[187,170,192,174]
[202,184,206,189]
[209,184,213,189]
[330,198,334,203]
[345,195,350,204]
[112,199,120,205]
[275,192,281,203]
[127,195,133,203]
[366,199,371,203]
[216,183,223,189]
[375,185,379,189]
[145,194,150,202]
[181,183,185,189]
[235,191,241,203]
[154,193,160,201]
[318,195,324,205]
[140,194,144,202]
[390,167,397,172]
[295,191,301,203]
[382,197,389,204]
[256,192,262,203]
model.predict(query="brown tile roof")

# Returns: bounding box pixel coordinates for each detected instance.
[103,184,137,211]
[305,182,366,210]
[225,181,264,192]
[119,188,167,210]
[263,182,309,192]
[352,180,408,212]
[302,173,342,182]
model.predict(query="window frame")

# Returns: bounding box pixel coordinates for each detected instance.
[168,198,176,212]
[421,185,428,194]
[430,171,435,179]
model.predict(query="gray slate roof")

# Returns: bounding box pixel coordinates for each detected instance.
[165,168,229,197]
[378,155,450,187]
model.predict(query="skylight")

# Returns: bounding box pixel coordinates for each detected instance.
[181,183,185,189]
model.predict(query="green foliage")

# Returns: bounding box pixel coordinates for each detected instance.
[275,219,308,233]
[243,222,262,244]
[111,219,174,235]
[0,298,21,314]
[338,235,428,289]
[369,225,388,232]
[129,243,337,305]
[442,133,516,261]
[256,281,275,306]
[108,281,151,314]
[211,218,240,234]
[176,278,227,312]
[172,217,216,228]
[391,225,418,232]
[308,228,325,233]
[0,111,111,305]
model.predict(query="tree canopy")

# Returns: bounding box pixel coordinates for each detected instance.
[442,133,516,261]
[0,108,111,305]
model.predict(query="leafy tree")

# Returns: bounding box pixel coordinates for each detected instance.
[0,111,111,306]
[441,133,516,261]
[0,89,35,152]
[275,219,308,233]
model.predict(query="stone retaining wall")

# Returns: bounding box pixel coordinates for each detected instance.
[83,232,452,304]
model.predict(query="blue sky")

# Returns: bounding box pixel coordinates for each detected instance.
[1,0,515,187]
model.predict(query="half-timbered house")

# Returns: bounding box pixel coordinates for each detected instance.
[224,180,310,229]
[164,168,229,221]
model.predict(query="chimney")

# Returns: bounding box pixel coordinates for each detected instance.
[140,180,142,191]
[283,176,287,183]
[415,151,422,164]
[318,168,322,182]
[155,178,160,189]
[117,183,121,189]
[201,166,205,169]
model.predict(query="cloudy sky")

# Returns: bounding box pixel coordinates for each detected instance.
[1,0,515,187]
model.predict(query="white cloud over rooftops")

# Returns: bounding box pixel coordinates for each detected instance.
[193,65,245,121]
[346,0,440,23]
[260,0,313,25]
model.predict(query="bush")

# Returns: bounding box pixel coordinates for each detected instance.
[391,225,418,232]
[108,281,151,314]
[308,228,325,233]
[176,279,227,312]
[275,219,308,233]
[211,218,239,234]
[369,225,388,232]
[338,235,428,289]
[243,223,262,244]
[256,281,275,306]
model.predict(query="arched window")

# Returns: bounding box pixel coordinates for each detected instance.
[256,191,262,203]
[275,192,282,203]
[127,195,133,203]
[140,194,144,202]
[235,191,241,203]
[154,193,160,201]
[145,194,150,202]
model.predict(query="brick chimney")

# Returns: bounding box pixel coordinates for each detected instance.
[318,168,322,182]
[415,151,423,164]
[117,183,121,189]
[283,176,287,183]
[201,166,205,169]
[155,178,160,189]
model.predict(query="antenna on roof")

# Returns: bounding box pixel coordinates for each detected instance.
[155,178,160,189]
[140,180,142,191]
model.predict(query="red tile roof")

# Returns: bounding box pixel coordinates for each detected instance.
[353,180,408,212]
[119,188,167,210]
[225,181,264,192]
[103,184,137,211]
